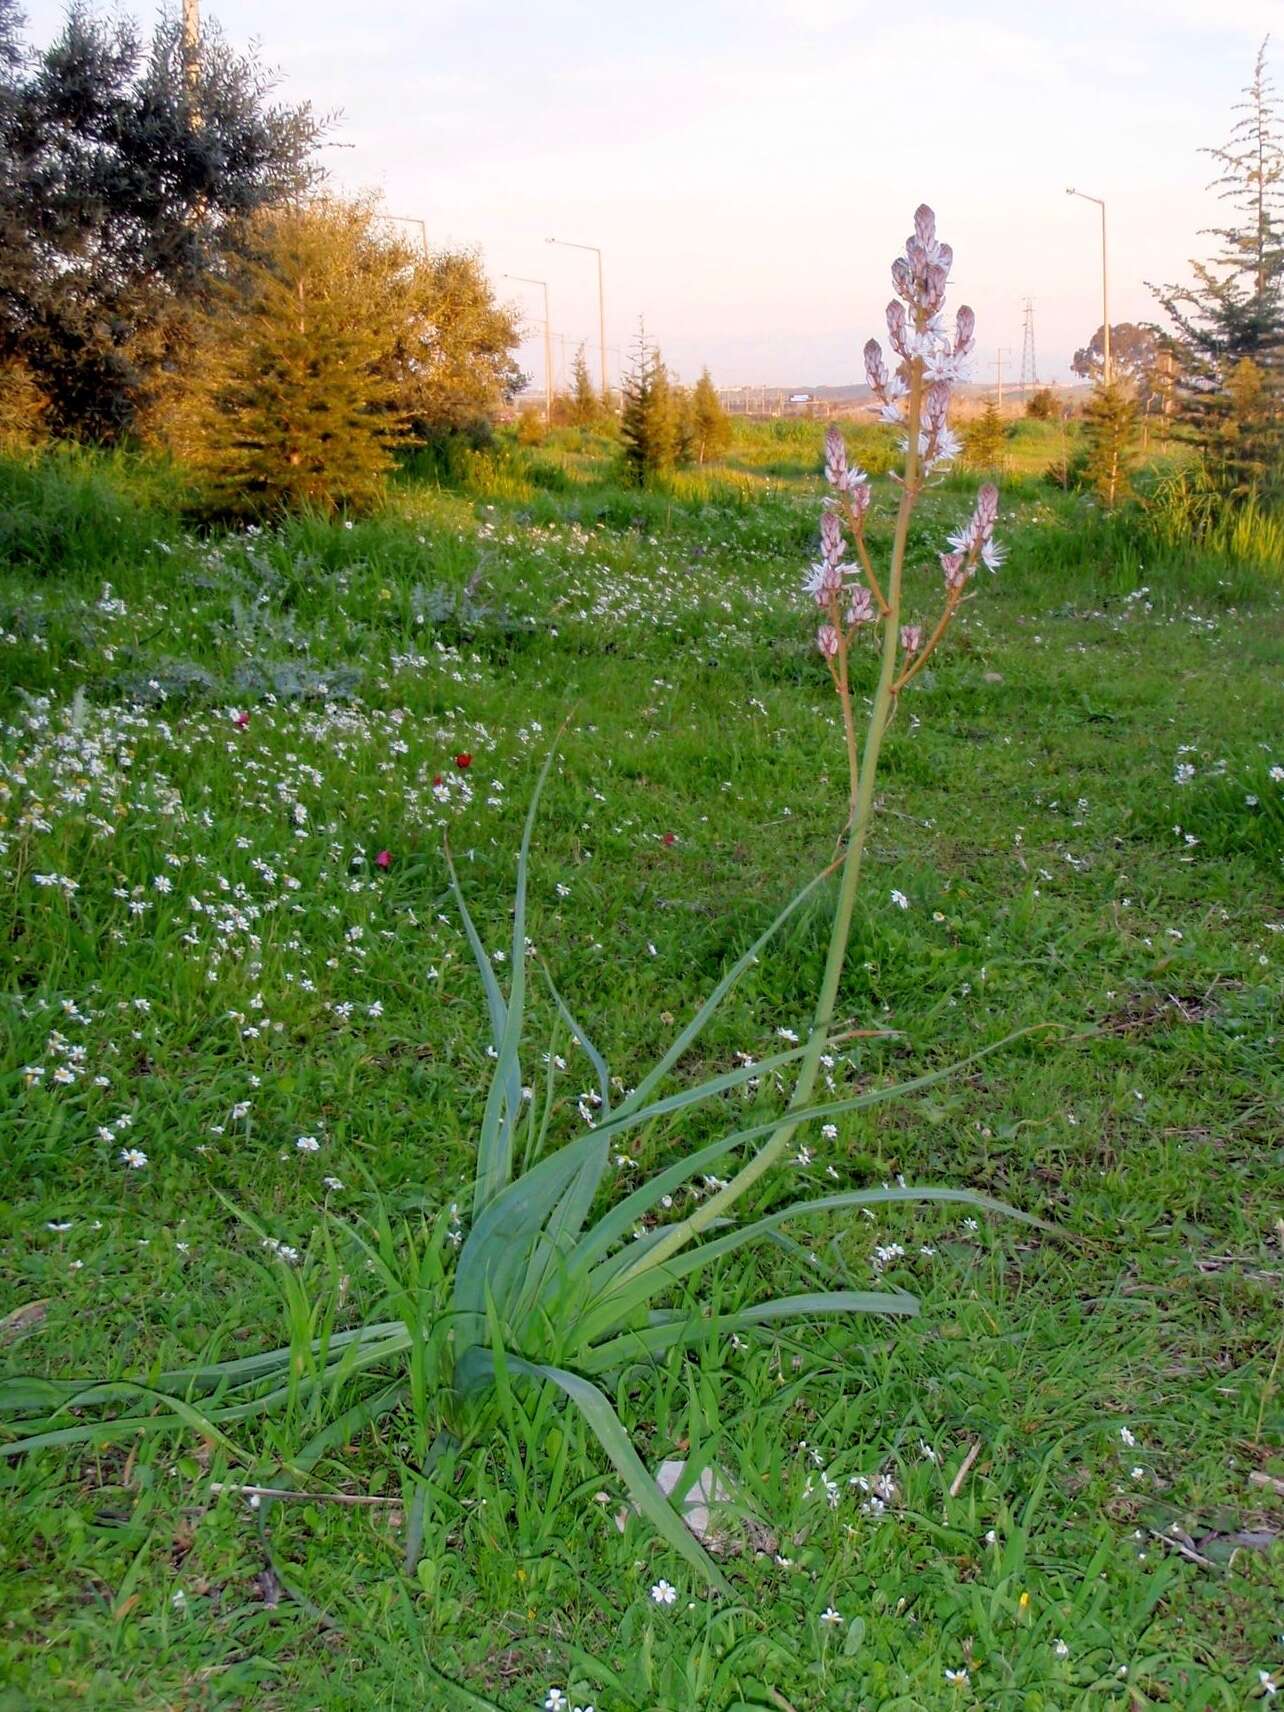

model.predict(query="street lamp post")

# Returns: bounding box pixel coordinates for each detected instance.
[1066,188,1111,384]
[505,274,553,425]
[546,238,607,401]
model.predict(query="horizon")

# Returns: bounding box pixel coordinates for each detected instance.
[18,0,1277,393]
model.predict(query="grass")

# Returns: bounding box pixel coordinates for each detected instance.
[1,421,1282,1710]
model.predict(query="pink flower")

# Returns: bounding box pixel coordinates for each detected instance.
[816,624,841,659]
[941,551,969,590]
[846,588,874,628]
[234,710,250,730]
[824,427,847,488]
[375,850,391,869]
[900,625,923,653]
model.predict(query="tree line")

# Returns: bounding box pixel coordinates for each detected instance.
[0,2,524,513]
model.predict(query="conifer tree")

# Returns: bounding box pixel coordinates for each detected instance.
[1081,379,1140,508]
[963,400,1006,470]
[619,324,677,484]
[570,345,599,427]
[165,202,408,517]
[1153,39,1283,498]
[691,367,732,463]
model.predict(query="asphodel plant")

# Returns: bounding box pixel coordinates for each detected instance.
[0,206,1039,1596]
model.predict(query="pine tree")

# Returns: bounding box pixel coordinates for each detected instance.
[1025,387,1056,421]
[963,400,1007,469]
[1153,39,1284,498]
[570,345,599,427]
[691,368,732,463]
[164,202,408,518]
[619,324,677,484]
[1081,380,1140,508]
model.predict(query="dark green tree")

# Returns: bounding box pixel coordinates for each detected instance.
[963,400,1007,469]
[619,323,676,484]
[691,367,731,462]
[1025,386,1057,420]
[0,1,325,439]
[1081,380,1140,508]
[1152,39,1283,498]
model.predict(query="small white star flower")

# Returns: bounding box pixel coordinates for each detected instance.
[120,1147,148,1169]
[945,1667,969,1687]
[819,1606,843,1627]
[650,1578,677,1606]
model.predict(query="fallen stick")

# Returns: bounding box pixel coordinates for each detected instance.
[1249,1471,1284,1497]
[948,1441,981,1499]
[210,1482,400,1508]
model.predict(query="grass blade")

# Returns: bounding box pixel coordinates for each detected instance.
[471,1347,732,1595]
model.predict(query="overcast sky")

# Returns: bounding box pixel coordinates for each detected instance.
[21,0,1279,391]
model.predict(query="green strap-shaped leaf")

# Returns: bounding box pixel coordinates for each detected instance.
[457,1346,732,1595]
[611,863,835,1123]
[579,1288,918,1373]
[578,1184,1050,1346]
[541,960,612,1116]
[573,1026,1049,1281]
[467,742,560,1220]
[0,1382,251,1462]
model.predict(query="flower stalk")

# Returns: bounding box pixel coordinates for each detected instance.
[620,204,1003,1276]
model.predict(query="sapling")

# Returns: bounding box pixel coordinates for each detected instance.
[1,205,1037,1599]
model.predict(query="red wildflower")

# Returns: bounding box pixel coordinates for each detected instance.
[455,753,472,769]
[234,710,250,729]
[662,832,676,846]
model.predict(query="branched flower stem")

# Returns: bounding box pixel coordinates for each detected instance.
[616,202,1003,1283]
